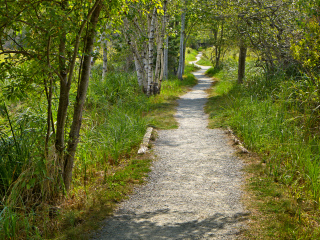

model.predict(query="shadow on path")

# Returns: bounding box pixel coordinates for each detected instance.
[96,209,249,240]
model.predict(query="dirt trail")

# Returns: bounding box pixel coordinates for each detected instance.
[92,53,248,239]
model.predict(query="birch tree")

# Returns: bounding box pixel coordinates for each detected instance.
[123,0,167,95]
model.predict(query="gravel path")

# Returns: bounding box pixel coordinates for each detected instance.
[92,53,248,240]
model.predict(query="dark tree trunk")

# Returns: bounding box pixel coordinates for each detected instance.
[238,43,247,84]
[55,31,69,168]
[63,2,102,192]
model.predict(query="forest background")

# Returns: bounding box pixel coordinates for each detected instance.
[1,0,320,239]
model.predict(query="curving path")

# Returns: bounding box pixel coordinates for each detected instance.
[92,53,248,240]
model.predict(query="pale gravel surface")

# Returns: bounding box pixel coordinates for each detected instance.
[91,53,248,240]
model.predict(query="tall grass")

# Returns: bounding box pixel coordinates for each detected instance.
[0,48,200,239]
[207,57,320,199]
[185,47,198,63]
[205,56,320,237]
[73,69,150,187]
[0,66,151,238]
[0,105,46,198]
[0,104,51,239]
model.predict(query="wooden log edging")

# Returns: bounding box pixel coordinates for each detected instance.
[226,127,249,154]
[138,127,153,154]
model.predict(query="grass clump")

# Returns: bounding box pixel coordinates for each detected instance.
[205,56,320,238]
[185,47,198,63]
[205,66,223,77]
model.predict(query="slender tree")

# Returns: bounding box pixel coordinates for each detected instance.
[0,0,135,192]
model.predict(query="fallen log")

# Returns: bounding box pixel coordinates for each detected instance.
[227,127,249,154]
[138,127,153,154]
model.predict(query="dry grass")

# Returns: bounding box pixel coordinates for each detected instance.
[51,154,153,239]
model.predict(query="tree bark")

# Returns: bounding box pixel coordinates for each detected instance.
[44,36,54,159]
[55,30,69,168]
[134,55,144,87]
[55,0,101,175]
[63,2,102,192]
[238,40,247,84]
[147,8,157,96]
[177,10,186,80]
[164,36,169,80]
[163,0,168,81]
[101,33,108,80]
[123,18,147,91]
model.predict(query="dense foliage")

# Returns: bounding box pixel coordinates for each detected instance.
[1,0,320,238]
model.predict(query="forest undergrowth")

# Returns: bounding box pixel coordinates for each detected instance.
[202,49,320,239]
[0,50,199,239]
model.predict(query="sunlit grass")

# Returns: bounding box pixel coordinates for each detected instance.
[55,49,200,238]
[197,47,213,66]
[0,48,201,239]
[185,47,198,63]
[205,56,320,239]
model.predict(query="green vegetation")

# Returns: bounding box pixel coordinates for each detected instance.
[197,48,213,66]
[2,0,320,238]
[205,54,320,239]
[0,47,198,239]
[185,47,198,63]
[147,63,199,130]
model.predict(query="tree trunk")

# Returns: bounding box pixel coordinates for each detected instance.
[182,41,186,75]
[217,22,224,68]
[44,36,54,158]
[123,19,146,90]
[55,0,101,177]
[164,36,169,80]
[55,32,69,168]
[147,8,157,96]
[177,10,186,80]
[238,40,247,84]
[163,0,168,81]
[154,35,162,94]
[55,1,69,165]
[63,2,102,192]
[102,34,108,80]
[134,55,144,87]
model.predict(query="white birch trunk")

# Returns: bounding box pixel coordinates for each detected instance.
[134,55,144,87]
[123,17,148,91]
